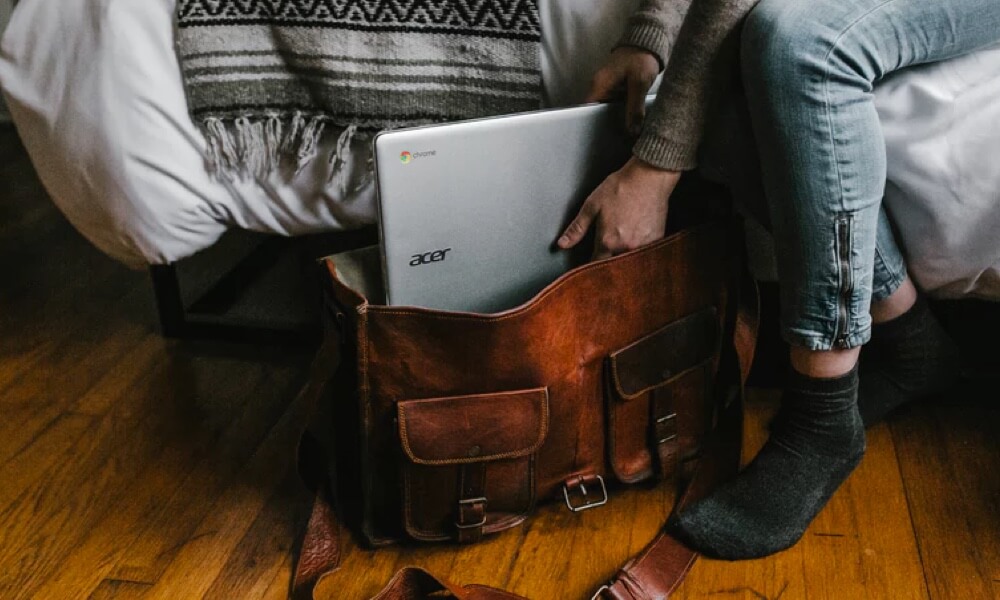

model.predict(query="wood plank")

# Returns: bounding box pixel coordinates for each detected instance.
[0,324,152,461]
[676,390,809,600]
[562,479,648,593]
[892,389,1000,600]
[798,422,929,600]
[0,338,53,392]
[137,371,319,600]
[106,353,307,585]
[0,412,97,537]
[260,553,296,600]
[312,525,406,600]
[0,359,194,599]
[503,492,585,598]
[0,230,144,352]
[0,333,162,515]
[445,518,527,589]
[24,351,307,600]
[202,470,313,600]
[87,580,153,600]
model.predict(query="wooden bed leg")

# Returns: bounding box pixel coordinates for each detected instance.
[149,263,186,339]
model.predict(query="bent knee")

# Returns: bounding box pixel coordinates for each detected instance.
[742,0,888,90]
[741,0,831,87]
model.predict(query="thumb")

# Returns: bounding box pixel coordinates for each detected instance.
[558,202,598,249]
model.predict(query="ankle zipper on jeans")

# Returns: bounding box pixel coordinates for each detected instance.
[834,215,853,348]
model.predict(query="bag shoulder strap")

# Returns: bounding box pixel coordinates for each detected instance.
[593,225,759,600]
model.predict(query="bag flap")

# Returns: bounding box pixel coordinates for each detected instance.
[609,307,719,400]
[397,388,549,465]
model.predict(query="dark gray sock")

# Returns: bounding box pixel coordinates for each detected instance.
[859,297,961,426]
[668,367,864,560]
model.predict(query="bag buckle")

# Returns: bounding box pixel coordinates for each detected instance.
[590,584,611,600]
[562,475,608,513]
[455,497,488,529]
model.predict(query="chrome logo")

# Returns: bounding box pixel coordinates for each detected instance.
[400,151,412,164]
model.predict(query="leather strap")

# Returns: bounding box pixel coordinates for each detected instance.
[595,259,758,600]
[649,385,679,481]
[294,491,341,599]
[290,334,343,600]
[292,237,760,600]
[596,347,747,600]
[457,464,488,544]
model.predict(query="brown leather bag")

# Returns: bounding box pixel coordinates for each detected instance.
[293,216,759,600]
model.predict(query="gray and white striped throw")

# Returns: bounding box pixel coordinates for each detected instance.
[176,0,542,180]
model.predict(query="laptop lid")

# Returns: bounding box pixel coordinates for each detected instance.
[373,102,636,313]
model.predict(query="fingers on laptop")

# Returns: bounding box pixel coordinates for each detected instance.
[558,199,598,250]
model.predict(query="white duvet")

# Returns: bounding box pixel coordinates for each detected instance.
[1,0,999,299]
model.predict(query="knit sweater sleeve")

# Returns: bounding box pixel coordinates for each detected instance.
[616,0,693,70]
[632,0,761,171]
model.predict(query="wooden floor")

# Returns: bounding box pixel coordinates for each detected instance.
[1,124,998,600]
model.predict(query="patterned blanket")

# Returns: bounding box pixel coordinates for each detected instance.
[176,0,542,180]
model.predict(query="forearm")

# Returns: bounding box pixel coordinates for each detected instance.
[617,0,695,70]
[634,0,761,171]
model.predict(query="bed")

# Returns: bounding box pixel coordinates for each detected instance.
[2,0,999,299]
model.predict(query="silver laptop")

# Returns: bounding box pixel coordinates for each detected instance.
[373,101,640,313]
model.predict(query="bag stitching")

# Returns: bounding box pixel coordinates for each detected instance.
[397,389,550,465]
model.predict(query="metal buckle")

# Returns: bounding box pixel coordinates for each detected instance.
[590,584,611,600]
[455,497,488,529]
[562,475,608,513]
[655,412,678,445]
[455,516,487,530]
[655,413,677,425]
[458,496,488,507]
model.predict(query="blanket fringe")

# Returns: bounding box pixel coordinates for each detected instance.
[202,113,359,184]
[328,124,358,193]
[295,117,326,177]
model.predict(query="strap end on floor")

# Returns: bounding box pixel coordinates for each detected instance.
[291,491,341,600]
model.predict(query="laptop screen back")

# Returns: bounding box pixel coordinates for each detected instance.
[374,102,635,313]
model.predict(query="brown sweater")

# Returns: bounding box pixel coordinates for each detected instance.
[618,0,761,170]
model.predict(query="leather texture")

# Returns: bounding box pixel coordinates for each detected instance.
[292,218,759,600]
[397,389,550,465]
[606,308,719,483]
[397,388,548,541]
[334,223,730,545]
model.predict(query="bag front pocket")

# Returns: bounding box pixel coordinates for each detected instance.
[606,308,720,484]
[397,387,549,543]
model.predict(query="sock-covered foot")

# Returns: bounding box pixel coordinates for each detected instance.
[859,297,961,426]
[668,367,864,560]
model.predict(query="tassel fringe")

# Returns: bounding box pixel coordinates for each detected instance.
[200,113,373,192]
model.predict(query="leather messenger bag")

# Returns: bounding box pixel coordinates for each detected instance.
[292,215,759,600]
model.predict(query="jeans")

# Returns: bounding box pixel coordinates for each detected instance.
[741,0,1000,350]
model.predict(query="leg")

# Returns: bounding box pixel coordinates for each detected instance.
[794,198,959,424]
[750,0,1000,355]
[860,218,961,424]
[670,0,1000,560]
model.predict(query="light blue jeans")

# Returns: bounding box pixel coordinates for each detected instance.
[741,0,1000,350]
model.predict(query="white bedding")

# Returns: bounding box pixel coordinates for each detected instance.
[1,0,999,299]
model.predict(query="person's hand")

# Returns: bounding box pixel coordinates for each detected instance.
[585,46,661,137]
[558,157,681,261]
